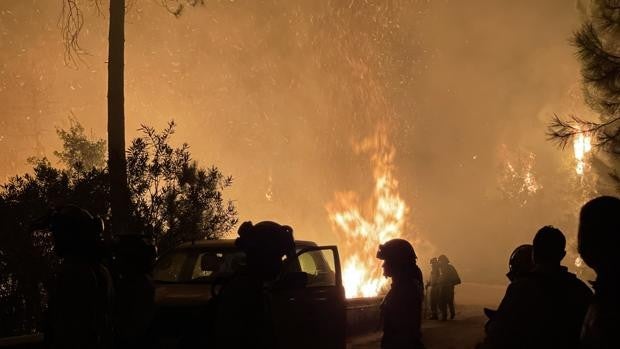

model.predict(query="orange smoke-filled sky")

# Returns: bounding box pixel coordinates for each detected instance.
[0,0,608,283]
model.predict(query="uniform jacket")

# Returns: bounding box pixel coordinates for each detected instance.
[480,265,592,349]
[381,275,425,349]
[439,264,461,288]
[46,260,114,349]
[581,276,620,349]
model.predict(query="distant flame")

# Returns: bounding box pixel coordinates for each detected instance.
[499,147,542,205]
[573,133,592,176]
[327,127,408,298]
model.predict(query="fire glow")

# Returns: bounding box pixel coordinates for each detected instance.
[573,133,592,176]
[327,127,408,298]
[499,147,542,206]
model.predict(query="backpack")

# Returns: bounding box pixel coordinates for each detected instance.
[448,265,461,286]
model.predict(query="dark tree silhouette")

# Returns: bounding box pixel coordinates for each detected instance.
[53,116,107,172]
[60,0,204,235]
[548,1,620,186]
[126,121,237,252]
[0,120,236,336]
[59,0,130,235]
[107,0,130,235]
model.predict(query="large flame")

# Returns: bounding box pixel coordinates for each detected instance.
[573,133,592,176]
[571,132,594,268]
[327,127,408,298]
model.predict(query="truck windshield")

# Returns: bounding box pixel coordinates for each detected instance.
[152,245,330,284]
[153,249,246,283]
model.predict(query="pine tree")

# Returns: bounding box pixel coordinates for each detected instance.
[548,0,620,187]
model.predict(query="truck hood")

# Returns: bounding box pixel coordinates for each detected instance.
[154,283,213,307]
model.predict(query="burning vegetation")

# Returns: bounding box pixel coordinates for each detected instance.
[327,126,418,298]
[573,132,592,176]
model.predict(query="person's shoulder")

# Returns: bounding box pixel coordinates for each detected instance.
[563,271,593,296]
[506,275,540,294]
[510,272,535,285]
[395,278,423,293]
[391,280,423,303]
[535,269,593,299]
[55,262,102,295]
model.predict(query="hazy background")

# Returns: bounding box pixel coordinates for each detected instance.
[0,0,605,284]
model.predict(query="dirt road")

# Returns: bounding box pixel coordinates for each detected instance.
[348,305,487,349]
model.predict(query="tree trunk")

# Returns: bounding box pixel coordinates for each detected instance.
[108,0,129,235]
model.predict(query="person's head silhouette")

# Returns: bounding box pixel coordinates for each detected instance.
[437,254,449,266]
[49,205,103,261]
[430,257,439,270]
[532,226,566,266]
[377,239,418,279]
[507,244,534,281]
[235,220,295,281]
[578,196,620,275]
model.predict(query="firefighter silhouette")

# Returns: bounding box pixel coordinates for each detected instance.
[479,226,592,349]
[377,239,425,349]
[44,205,114,349]
[437,254,460,321]
[212,221,295,349]
[578,196,620,349]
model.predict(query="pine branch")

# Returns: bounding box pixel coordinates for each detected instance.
[59,0,86,67]
[596,1,620,32]
[574,24,620,81]
[547,113,620,150]
[587,87,620,117]
[160,0,205,17]
[547,114,582,149]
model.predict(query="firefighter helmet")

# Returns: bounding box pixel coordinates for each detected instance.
[377,239,417,262]
[48,205,103,258]
[235,220,295,259]
[438,254,449,264]
[507,244,534,280]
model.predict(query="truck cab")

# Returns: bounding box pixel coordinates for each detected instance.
[152,239,346,349]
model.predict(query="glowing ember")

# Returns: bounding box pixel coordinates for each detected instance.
[573,133,592,176]
[265,174,274,201]
[574,257,584,268]
[327,127,408,298]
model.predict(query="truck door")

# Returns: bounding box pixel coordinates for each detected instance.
[270,246,346,349]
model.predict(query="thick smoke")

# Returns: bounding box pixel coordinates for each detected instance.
[0,0,597,286]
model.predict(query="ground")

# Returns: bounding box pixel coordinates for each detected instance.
[348,305,487,349]
[348,283,507,349]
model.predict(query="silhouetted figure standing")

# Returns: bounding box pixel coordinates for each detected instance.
[377,239,425,349]
[437,254,460,321]
[425,257,441,320]
[483,244,534,330]
[479,226,592,349]
[112,235,156,348]
[578,196,620,349]
[213,221,296,349]
[44,206,114,349]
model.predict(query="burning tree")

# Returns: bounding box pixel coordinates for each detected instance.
[327,126,430,298]
[548,0,620,189]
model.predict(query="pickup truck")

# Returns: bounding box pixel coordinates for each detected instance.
[0,239,382,348]
[152,239,382,349]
